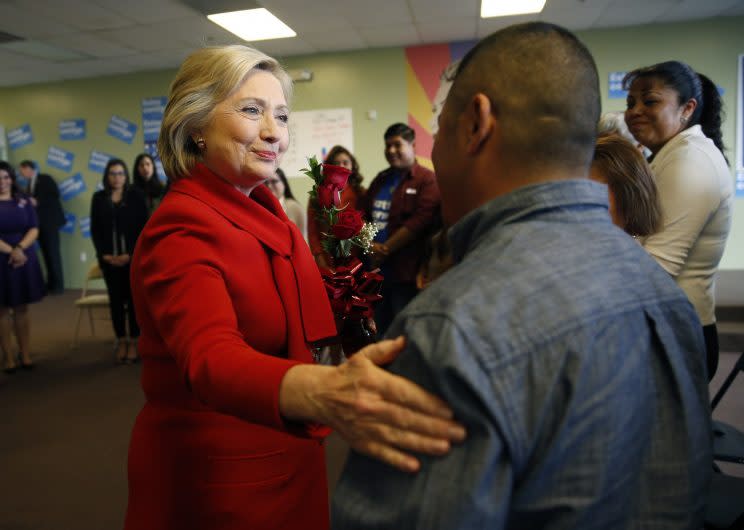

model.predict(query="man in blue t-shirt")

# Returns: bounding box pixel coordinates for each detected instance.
[361,123,441,336]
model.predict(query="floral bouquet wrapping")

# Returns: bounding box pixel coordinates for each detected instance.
[302,156,382,355]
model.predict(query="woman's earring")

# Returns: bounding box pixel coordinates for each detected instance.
[680,116,688,125]
[196,138,206,149]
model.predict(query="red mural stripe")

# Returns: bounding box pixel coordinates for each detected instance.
[408,112,434,160]
[405,43,452,102]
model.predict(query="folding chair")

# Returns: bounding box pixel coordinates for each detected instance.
[72,263,110,347]
[705,350,744,529]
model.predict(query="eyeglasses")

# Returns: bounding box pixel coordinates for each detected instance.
[108,170,126,176]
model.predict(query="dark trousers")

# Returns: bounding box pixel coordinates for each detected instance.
[101,263,139,339]
[374,281,419,338]
[38,226,64,292]
[703,323,719,381]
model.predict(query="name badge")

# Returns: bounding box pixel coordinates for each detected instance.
[405,187,417,195]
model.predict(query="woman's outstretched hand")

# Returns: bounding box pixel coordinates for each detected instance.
[280,336,466,472]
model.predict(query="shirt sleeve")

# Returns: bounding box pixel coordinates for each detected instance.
[643,149,724,277]
[331,315,512,529]
[136,222,303,431]
[400,171,441,235]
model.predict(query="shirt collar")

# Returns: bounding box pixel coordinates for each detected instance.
[448,179,609,263]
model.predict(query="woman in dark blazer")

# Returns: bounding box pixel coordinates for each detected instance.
[90,158,148,363]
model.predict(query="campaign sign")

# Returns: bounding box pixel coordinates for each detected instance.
[59,172,87,201]
[608,71,627,99]
[61,212,77,234]
[88,150,114,173]
[79,216,91,238]
[8,124,33,150]
[106,115,138,144]
[47,146,75,172]
[59,119,86,141]
[142,97,167,142]
[155,159,167,183]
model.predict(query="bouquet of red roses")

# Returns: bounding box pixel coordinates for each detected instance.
[302,156,382,354]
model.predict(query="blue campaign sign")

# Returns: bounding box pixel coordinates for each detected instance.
[8,124,33,150]
[79,216,91,238]
[106,115,138,144]
[61,212,77,234]
[142,97,166,142]
[608,71,627,99]
[88,150,114,173]
[59,172,87,201]
[59,119,86,141]
[155,159,167,183]
[47,145,75,172]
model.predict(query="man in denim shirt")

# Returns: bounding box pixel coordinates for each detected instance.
[332,22,711,529]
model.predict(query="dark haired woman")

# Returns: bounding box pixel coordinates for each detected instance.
[90,159,148,363]
[266,167,306,239]
[307,145,366,269]
[624,61,732,379]
[132,153,164,216]
[0,161,44,372]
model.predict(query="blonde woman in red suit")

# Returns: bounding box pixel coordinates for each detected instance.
[124,45,466,530]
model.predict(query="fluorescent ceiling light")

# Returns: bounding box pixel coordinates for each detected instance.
[208,8,296,41]
[480,0,546,18]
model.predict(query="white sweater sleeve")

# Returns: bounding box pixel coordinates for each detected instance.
[642,147,721,277]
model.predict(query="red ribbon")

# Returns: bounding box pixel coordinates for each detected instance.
[321,257,383,320]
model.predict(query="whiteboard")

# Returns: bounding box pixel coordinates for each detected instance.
[280,108,354,178]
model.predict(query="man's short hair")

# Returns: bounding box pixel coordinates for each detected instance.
[19,160,36,169]
[384,122,415,143]
[448,22,600,171]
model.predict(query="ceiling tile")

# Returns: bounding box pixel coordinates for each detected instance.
[408,0,478,21]
[417,19,477,43]
[358,24,421,47]
[16,0,136,30]
[0,2,78,38]
[298,30,367,52]
[253,38,317,58]
[592,2,677,27]
[92,0,200,24]
[326,0,412,28]
[43,32,138,58]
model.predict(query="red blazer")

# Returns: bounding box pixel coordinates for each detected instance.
[125,164,337,530]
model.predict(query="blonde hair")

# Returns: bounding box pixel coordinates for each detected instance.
[158,45,293,180]
[592,134,662,237]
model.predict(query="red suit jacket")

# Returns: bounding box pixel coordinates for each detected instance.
[124,163,337,530]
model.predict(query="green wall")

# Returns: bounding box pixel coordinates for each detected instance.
[0,16,742,288]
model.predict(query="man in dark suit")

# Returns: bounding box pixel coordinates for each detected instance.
[18,160,65,294]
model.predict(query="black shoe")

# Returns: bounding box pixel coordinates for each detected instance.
[3,365,16,374]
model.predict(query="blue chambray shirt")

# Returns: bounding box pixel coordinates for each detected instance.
[332,180,712,529]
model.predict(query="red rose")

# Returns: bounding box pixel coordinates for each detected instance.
[322,163,351,191]
[332,209,365,240]
[316,184,339,209]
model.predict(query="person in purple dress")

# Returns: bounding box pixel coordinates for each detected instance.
[0,161,45,373]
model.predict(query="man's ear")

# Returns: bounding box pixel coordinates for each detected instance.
[464,93,494,156]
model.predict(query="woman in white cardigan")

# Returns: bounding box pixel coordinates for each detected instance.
[624,61,732,380]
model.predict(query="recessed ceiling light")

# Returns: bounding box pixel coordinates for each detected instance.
[207,8,296,41]
[480,0,546,18]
